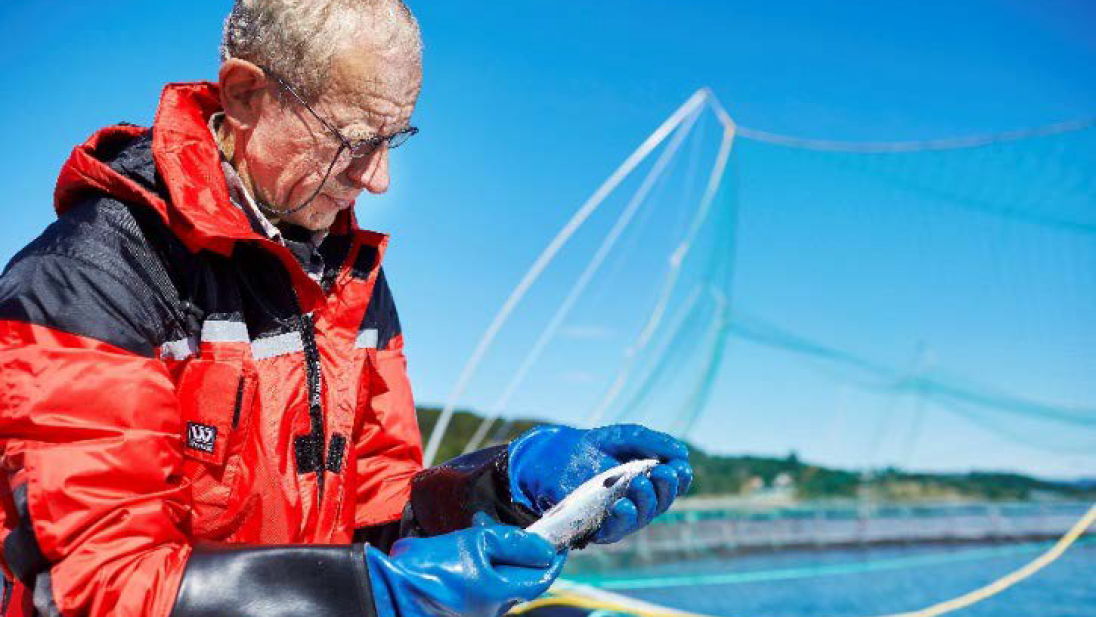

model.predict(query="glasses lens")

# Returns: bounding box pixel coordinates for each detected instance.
[344,128,417,159]
[348,138,381,159]
[387,127,417,149]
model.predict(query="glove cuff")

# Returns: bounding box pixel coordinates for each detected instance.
[363,545,399,617]
[408,444,539,535]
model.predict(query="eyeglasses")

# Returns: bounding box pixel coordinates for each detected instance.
[264,69,418,159]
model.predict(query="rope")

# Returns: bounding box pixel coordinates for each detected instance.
[728,313,1096,427]
[736,117,1096,153]
[585,121,736,427]
[512,585,707,617]
[511,594,703,617]
[461,104,705,454]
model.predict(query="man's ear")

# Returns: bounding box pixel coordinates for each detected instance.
[219,59,268,129]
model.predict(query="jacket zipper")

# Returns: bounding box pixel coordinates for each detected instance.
[282,239,352,507]
[284,272,327,505]
[298,311,327,502]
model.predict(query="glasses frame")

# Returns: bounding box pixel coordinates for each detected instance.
[264,69,419,160]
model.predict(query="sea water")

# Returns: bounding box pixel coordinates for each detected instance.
[564,541,1096,617]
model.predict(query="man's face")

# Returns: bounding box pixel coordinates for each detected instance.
[244,47,421,230]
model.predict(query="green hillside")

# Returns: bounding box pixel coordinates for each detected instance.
[415,406,1095,502]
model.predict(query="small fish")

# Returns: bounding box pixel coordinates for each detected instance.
[526,458,660,550]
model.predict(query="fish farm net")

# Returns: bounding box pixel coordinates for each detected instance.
[423,92,1096,616]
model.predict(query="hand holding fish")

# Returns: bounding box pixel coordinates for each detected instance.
[508,424,694,545]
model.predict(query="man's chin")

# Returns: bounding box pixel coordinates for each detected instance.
[282,195,352,231]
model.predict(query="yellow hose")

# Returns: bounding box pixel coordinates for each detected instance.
[876,501,1096,617]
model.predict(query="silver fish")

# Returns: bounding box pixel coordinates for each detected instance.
[526,458,660,550]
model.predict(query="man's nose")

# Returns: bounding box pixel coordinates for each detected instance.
[344,146,389,194]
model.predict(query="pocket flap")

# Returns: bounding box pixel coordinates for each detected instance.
[178,360,248,466]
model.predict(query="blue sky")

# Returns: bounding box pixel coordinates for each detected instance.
[1,0,1094,478]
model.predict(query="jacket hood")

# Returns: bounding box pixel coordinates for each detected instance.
[53,82,358,258]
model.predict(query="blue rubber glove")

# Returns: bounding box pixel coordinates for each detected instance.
[366,512,566,617]
[508,424,693,544]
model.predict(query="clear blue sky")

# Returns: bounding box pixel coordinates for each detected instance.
[2,0,1094,478]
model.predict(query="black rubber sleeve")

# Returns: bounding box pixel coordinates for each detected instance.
[405,445,540,536]
[353,521,403,554]
[171,544,376,617]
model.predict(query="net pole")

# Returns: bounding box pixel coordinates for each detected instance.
[585,104,736,427]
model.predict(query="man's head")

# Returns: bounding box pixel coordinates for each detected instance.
[219,0,422,230]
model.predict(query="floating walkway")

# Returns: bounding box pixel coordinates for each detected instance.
[571,500,1092,568]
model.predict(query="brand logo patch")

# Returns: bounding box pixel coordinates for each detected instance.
[187,422,218,453]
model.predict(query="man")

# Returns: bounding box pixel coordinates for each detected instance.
[0,2,692,616]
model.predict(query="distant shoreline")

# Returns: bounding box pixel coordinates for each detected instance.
[415,406,1096,502]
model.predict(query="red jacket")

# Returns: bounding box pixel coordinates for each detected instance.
[0,83,432,617]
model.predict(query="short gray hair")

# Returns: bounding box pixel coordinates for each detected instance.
[221,0,422,103]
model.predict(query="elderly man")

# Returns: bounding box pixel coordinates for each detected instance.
[0,1,692,617]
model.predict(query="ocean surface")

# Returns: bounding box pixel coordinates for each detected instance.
[563,540,1096,617]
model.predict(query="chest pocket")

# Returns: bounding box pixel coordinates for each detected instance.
[177,357,258,537]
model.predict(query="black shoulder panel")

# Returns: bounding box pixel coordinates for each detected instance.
[172,544,376,617]
[360,267,403,350]
[0,197,187,356]
[109,130,164,196]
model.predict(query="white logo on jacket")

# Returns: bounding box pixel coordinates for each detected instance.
[186,422,218,453]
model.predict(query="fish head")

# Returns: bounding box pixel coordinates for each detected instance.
[593,458,661,505]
